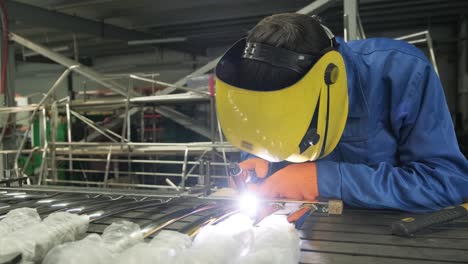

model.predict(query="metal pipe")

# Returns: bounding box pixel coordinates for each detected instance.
[46,168,229,179]
[407,38,427,44]
[88,198,170,222]
[103,148,112,188]
[10,33,131,97]
[395,30,429,41]
[66,102,73,173]
[426,32,440,76]
[50,101,58,182]
[70,110,118,143]
[180,147,189,189]
[14,67,75,177]
[357,15,366,39]
[40,108,48,184]
[297,0,336,14]
[53,156,230,166]
[217,120,230,182]
[52,141,232,147]
[142,203,219,238]
[44,179,186,189]
[129,74,210,96]
[37,142,48,185]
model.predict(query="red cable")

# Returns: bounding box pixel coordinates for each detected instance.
[0,0,8,95]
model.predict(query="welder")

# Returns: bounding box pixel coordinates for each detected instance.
[215,13,468,212]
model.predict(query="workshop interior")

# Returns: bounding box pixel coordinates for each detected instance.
[0,0,467,263]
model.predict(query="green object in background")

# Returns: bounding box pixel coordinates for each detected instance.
[27,116,68,181]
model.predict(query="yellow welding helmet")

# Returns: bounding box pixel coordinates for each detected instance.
[215,37,348,163]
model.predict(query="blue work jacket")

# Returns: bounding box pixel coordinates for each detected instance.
[244,37,468,212]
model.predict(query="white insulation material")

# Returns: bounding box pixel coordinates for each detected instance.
[115,214,300,264]
[114,231,192,264]
[0,208,41,237]
[43,220,143,264]
[0,212,89,264]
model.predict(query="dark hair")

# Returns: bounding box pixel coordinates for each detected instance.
[239,13,331,91]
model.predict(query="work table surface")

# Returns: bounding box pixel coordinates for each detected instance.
[1,186,467,264]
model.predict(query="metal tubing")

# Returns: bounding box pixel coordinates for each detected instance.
[357,15,366,39]
[53,156,230,166]
[14,67,75,177]
[50,102,58,182]
[66,102,73,173]
[40,108,49,184]
[344,0,359,41]
[407,38,427,44]
[142,203,218,238]
[44,179,185,189]
[103,148,112,188]
[395,30,429,41]
[37,142,48,185]
[70,110,118,143]
[297,0,336,15]
[10,33,130,97]
[129,74,209,96]
[426,32,440,76]
[47,168,228,179]
[180,147,189,189]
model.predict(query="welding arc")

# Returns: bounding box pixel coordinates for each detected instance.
[143,203,219,238]
[89,198,172,222]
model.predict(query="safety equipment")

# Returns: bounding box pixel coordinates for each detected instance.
[239,158,269,178]
[216,31,348,162]
[247,162,318,201]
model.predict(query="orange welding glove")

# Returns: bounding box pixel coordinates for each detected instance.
[239,158,270,179]
[230,158,269,189]
[248,163,319,201]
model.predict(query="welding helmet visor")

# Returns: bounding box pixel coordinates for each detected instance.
[215,38,348,162]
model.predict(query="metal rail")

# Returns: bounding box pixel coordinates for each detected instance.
[395,30,439,75]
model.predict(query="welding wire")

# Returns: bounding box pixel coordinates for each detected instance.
[88,198,171,223]
[142,203,220,238]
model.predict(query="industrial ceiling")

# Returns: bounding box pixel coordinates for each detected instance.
[6,0,468,60]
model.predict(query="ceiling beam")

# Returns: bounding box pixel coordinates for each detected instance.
[6,0,157,42]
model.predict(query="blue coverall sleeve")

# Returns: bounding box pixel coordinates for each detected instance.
[317,62,468,212]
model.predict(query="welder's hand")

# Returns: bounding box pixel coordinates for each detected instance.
[239,158,269,179]
[230,158,269,189]
[248,163,318,201]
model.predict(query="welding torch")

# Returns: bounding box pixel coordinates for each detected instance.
[228,162,314,227]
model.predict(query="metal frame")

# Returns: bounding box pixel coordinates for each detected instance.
[395,30,440,75]
[0,0,338,193]
[344,0,366,41]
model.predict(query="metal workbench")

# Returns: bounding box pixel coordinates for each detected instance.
[1,186,467,264]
